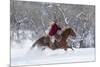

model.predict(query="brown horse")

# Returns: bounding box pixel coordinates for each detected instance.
[31,28,76,51]
[51,28,76,50]
[30,35,51,50]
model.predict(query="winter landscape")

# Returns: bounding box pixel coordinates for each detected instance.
[10,0,95,66]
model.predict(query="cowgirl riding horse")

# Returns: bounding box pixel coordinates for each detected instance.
[30,19,76,51]
[48,19,62,44]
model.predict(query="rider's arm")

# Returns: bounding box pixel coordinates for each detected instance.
[58,27,61,30]
[57,24,61,30]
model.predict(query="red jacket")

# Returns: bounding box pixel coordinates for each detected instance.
[49,23,61,36]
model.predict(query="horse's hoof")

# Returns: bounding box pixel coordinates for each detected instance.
[64,48,67,51]
[42,48,45,51]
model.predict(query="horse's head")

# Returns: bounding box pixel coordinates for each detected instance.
[61,28,76,39]
[68,28,76,37]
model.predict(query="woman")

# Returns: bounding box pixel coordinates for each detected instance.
[48,19,62,43]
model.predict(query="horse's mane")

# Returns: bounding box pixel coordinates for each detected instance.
[61,28,72,36]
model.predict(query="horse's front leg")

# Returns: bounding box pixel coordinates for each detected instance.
[64,48,68,51]
[67,43,74,51]
[63,42,68,51]
[64,42,70,51]
[69,46,74,50]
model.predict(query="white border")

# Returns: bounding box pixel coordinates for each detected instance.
[19,0,96,5]
[0,0,99,67]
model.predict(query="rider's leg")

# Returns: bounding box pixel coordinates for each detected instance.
[55,33,62,42]
[51,36,55,43]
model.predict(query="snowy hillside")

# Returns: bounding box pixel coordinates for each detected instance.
[11,45,95,66]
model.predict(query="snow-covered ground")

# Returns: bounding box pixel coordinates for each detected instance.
[11,40,96,66]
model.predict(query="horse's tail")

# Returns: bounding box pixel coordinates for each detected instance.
[30,41,37,50]
[25,41,38,55]
[26,41,38,54]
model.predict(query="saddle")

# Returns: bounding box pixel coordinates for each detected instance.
[55,33,62,42]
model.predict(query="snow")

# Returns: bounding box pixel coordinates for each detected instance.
[10,1,95,66]
[11,45,95,66]
[11,31,95,66]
